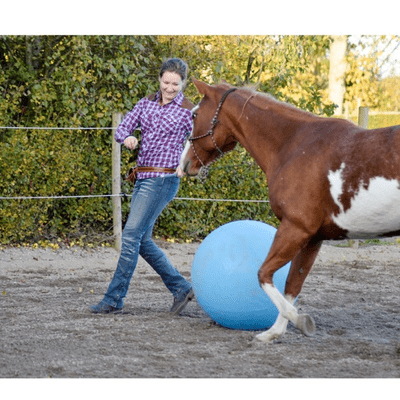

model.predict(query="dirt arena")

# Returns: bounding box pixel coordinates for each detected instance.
[1,238,399,379]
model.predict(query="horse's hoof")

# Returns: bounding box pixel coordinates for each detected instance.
[296,314,316,336]
[255,330,279,343]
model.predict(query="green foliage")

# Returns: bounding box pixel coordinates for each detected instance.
[154,146,280,240]
[159,35,336,115]
[345,51,381,110]
[0,35,162,244]
[0,127,113,243]
[0,36,162,128]
[378,76,400,112]
[0,35,398,245]
[344,36,400,113]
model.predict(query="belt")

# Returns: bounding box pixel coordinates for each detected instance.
[125,166,176,184]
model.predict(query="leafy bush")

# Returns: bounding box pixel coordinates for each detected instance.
[0,127,114,243]
[0,35,161,244]
[2,35,396,245]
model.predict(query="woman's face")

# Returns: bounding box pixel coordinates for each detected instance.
[159,71,183,104]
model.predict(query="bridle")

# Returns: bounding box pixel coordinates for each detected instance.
[188,88,237,179]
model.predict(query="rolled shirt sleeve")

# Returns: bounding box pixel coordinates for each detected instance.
[114,99,144,144]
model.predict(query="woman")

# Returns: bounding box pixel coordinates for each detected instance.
[91,58,194,315]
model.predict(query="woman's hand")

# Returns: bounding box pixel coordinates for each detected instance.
[124,136,138,150]
[175,166,186,178]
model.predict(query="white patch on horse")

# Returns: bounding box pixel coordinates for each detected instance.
[179,140,191,170]
[256,284,297,342]
[328,163,400,238]
[179,106,198,170]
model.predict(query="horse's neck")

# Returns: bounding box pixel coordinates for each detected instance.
[228,95,309,179]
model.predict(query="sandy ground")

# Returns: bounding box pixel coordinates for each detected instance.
[1,238,399,379]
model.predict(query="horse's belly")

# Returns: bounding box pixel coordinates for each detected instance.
[328,167,400,238]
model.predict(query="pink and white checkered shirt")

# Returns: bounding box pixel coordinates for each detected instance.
[115,91,193,180]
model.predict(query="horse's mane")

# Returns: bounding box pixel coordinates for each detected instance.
[235,85,319,121]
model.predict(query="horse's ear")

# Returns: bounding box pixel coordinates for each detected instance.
[192,78,210,95]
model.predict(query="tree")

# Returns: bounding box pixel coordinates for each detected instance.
[344,35,399,113]
[328,35,348,115]
[157,35,336,115]
[0,36,163,129]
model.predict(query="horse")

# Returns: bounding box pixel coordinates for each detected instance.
[179,78,400,343]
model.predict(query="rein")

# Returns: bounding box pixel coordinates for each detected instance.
[189,88,237,179]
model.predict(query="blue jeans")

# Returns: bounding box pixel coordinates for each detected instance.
[101,175,191,309]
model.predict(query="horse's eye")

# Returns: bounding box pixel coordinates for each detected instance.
[191,105,199,120]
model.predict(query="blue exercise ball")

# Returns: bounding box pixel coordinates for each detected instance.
[192,220,292,331]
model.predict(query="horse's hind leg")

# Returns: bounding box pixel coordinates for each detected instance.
[256,230,322,342]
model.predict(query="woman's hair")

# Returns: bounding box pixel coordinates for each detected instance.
[159,58,188,86]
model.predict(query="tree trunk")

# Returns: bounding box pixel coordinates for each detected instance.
[328,35,348,115]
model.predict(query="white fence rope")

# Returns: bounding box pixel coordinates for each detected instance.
[0,125,270,204]
[0,126,113,130]
[0,194,269,203]
[0,194,120,200]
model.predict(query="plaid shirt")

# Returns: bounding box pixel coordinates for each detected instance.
[115,91,193,179]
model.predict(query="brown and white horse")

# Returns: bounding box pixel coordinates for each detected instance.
[180,78,400,342]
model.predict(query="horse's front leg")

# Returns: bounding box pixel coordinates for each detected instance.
[256,229,322,342]
[255,294,296,342]
[257,285,315,342]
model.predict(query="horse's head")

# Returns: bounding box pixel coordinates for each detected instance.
[179,78,238,176]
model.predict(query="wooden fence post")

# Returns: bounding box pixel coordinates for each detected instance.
[112,113,123,252]
[358,106,369,129]
[350,106,369,249]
